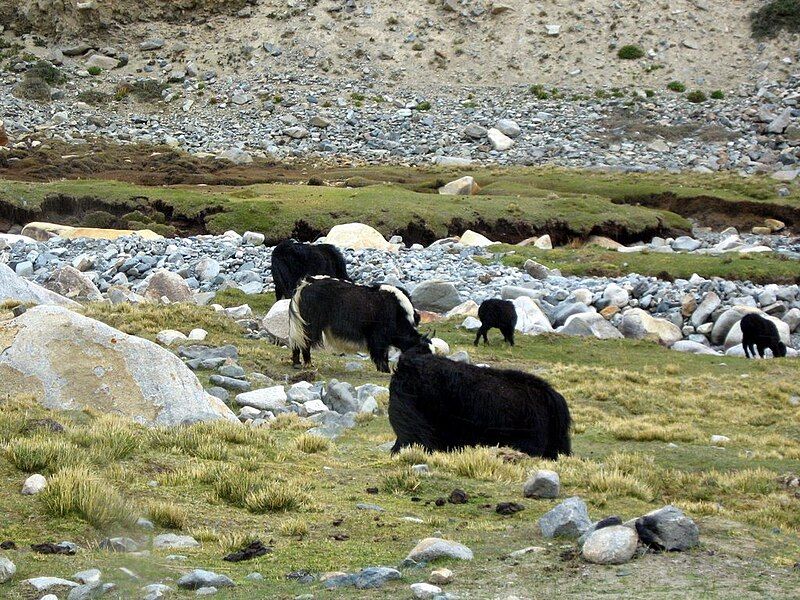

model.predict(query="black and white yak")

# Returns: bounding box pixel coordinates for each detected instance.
[388,343,571,459]
[271,240,351,301]
[740,313,787,359]
[288,276,429,372]
[475,299,517,346]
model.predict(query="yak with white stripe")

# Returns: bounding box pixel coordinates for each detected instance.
[288,276,426,372]
[271,240,351,300]
[388,342,572,459]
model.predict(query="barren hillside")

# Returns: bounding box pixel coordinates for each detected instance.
[2,0,799,90]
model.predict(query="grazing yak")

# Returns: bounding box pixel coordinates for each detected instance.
[740,313,787,359]
[388,343,571,459]
[475,299,517,346]
[288,276,427,372]
[271,240,350,300]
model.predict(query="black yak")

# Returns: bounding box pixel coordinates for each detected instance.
[271,240,350,300]
[740,313,787,359]
[288,276,428,372]
[388,344,571,459]
[475,299,517,346]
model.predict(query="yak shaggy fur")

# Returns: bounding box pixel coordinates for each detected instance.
[271,240,350,300]
[288,276,424,372]
[475,299,518,346]
[740,313,787,359]
[388,344,572,459]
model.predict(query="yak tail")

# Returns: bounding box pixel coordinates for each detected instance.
[549,390,573,457]
[271,251,296,301]
[288,279,310,351]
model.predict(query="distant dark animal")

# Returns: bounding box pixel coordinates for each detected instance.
[388,343,571,459]
[475,299,517,346]
[740,313,787,359]
[288,276,426,372]
[271,240,350,300]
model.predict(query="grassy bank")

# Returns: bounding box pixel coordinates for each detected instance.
[492,244,800,284]
[1,299,799,599]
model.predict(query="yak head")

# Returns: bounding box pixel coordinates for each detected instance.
[772,340,788,358]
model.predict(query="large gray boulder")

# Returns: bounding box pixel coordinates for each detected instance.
[0,305,238,426]
[552,302,594,327]
[405,538,473,563]
[0,263,80,308]
[45,265,102,302]
[619,309,682,346]
[635,505,699,551]
[690,292,721,327]
[582,526,638,564]
[560,312,623,340]
[411,280,463,313]
[142,270,192,303]
[513,296,553,335]
[539,496,592,539]
[262,299,290,342]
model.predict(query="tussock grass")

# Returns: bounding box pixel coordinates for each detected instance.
[147,500,188,530]
[268,413,311,431]
[244,481,310,513]
[604,417,703,443]
[429,446,527,482]
[395,444,430,466]
[381,468,422,494]
[279,517,310,538]
[4,435,77,473]
[70,415,141,461]
[218,530,262,553]
[40,467,135,529]
[293,433,332,454]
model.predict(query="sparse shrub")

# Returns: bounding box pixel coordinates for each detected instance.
[667,81,686,92]
[147,500,188,530]
[40,466,136,528]
[686,90,707,103]
[77,90,112,105]
[279,517,309,538]
[117,79,167,102]
[529,84,549,100]
[145,223,178,237]
[81,211,116,228]
[87,66,102,76]
[122,209,152,224]
[415,100,431,111]
[645,89,655,98]
[244,481,309,513]
[751,0,800,39]
[293,433,331,454]
[4,435,76,473]
[13,75,51,102]
[381,468,421,494]
[710,90,725,100]
[308,176,324,186]
[350,92,365,102]
[617,45,645,60]
[27,60,67,85]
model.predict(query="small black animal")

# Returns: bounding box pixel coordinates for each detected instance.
[388,342,571,459]
[288,276,426,372]
[740,313,787,359]
[474,299,517,346]
[271,240,350,300]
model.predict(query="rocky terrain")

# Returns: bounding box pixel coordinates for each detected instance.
[1,2,800,599]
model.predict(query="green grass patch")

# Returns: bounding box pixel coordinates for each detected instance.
[492,244,800,284]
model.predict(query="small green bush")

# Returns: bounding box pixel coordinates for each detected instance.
[751,0,800,39]
[710,90,725,100]
[529,84,549,100]
[82,211,116,228]
[13,75,51,102]
[686,90,707,103]
[667,81,686,92]
[76,90,112,105]
[27,60,67,85]
[87,66,102,76]
[617,45,645,60]
[415,100,431,111]
[645,89,655,98]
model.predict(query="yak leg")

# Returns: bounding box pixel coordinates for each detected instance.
[743,343,752,358]
[302,347,312,366]
[757,344,767,359]
[367,334,391,373]
[292,348,302,368]
[501,325,515,346]
[474,326,486,346]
